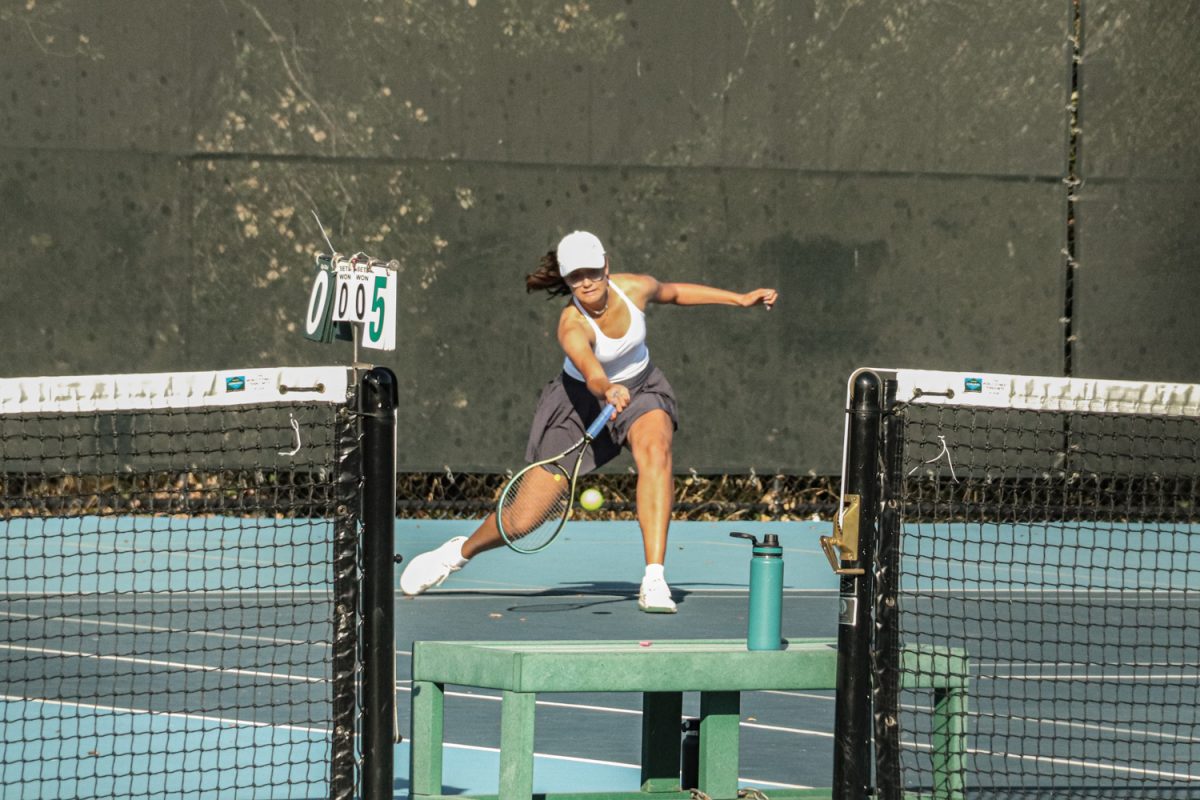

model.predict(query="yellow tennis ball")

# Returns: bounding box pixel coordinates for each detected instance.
[579,488,604,511]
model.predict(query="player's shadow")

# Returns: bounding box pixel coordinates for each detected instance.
[503,582,692,613]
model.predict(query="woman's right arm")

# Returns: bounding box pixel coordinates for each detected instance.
[557,311,630,413]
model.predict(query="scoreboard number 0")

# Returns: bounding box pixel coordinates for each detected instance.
[303,260,335,343]
[333,271,373,323]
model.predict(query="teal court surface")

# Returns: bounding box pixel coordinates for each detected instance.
[6,514,1197,798]
[1,518,843,799]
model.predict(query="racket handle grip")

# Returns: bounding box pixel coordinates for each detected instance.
[586,403,616,440]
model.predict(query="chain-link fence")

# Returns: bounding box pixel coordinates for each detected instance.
[395,472,839,522]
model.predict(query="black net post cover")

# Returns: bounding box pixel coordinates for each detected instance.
[842,368,1200,800]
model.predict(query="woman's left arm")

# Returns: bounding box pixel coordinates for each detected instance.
[652,280,778,309]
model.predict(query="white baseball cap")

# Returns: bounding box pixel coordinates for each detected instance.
[556,231,606,276]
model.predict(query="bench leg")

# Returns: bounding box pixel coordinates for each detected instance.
[410,680,444,797]
[499,690,536,800]
[698,691,740,800]
[931,686,967,800]
[640,691,683,792]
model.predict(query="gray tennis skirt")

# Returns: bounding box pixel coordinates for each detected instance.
[524,363,678,474]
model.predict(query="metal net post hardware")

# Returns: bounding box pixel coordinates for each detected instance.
[0,366,362,800]
[837,369,1200,800]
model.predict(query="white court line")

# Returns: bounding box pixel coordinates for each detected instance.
[0,644,325,684]
[0,694,811,789]
[17,534,329,571]
[0,591,333,598]
[411,588,838,596]
[977,659,1198,669]
[900,698,1200,744]
[961,747,1200,783]
[741,721,833,738]
[982,667,1200,681]
[0,634,832,718]
[894,702,1200,778]
[396,683,637,716]
[968,712,1200,744]
[0,610,327,648]
[900,588,1200,597]
[4,588,837,597]
[897,729,1200,782]
[761,689,835,701]
[395,682,835,738]
[10,693,1190,784]
[417,743,812,790]
[442,741,640,771]
[0,694,325,734]
[14,614,1190,769]
[425,684,1200,778]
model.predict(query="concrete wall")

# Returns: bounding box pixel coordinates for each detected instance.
[2,1,1194,472]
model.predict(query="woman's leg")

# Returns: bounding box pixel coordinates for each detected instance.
[400,519,487,596]
[626,409,675,564]
[461,466,565,558]
[461,512,503,559]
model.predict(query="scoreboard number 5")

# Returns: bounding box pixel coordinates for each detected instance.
[362,266,396,351]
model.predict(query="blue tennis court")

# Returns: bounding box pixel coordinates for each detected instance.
[1,517,841,799]
[2,514,342,797]
[6,512,1198,796]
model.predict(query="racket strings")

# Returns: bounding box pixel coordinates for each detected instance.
[499,464,572,551]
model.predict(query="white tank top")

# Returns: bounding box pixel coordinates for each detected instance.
[562,281,651,383]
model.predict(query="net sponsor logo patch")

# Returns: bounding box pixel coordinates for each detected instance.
[964,377,983,393]
[226,376,247,392]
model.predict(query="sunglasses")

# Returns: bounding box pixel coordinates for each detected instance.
[565,268,607,285]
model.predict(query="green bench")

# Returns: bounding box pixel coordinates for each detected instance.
[409,638,968,800]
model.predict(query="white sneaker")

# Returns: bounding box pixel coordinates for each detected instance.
[638,575,677,613]
[400,536,469,596]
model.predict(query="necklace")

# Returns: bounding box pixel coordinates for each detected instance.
[584,291,609,318]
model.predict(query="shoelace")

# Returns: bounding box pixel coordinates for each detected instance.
[641,577,671,596]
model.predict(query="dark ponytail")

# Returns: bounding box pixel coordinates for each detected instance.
[525,250,572,296]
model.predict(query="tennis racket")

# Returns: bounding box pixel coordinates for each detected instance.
[497,403,615,553]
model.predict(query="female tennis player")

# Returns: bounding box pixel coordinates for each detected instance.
[400,230,778,612]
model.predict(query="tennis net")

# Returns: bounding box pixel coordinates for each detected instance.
[839,369,1200,800]
[0,366,363,800]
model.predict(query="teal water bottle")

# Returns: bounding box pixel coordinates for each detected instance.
[730,532,784,651]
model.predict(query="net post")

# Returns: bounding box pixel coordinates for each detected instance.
[872,377,904,799]
[332,381,362,800]
[360,367,399,800]
[832,370,883,800]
